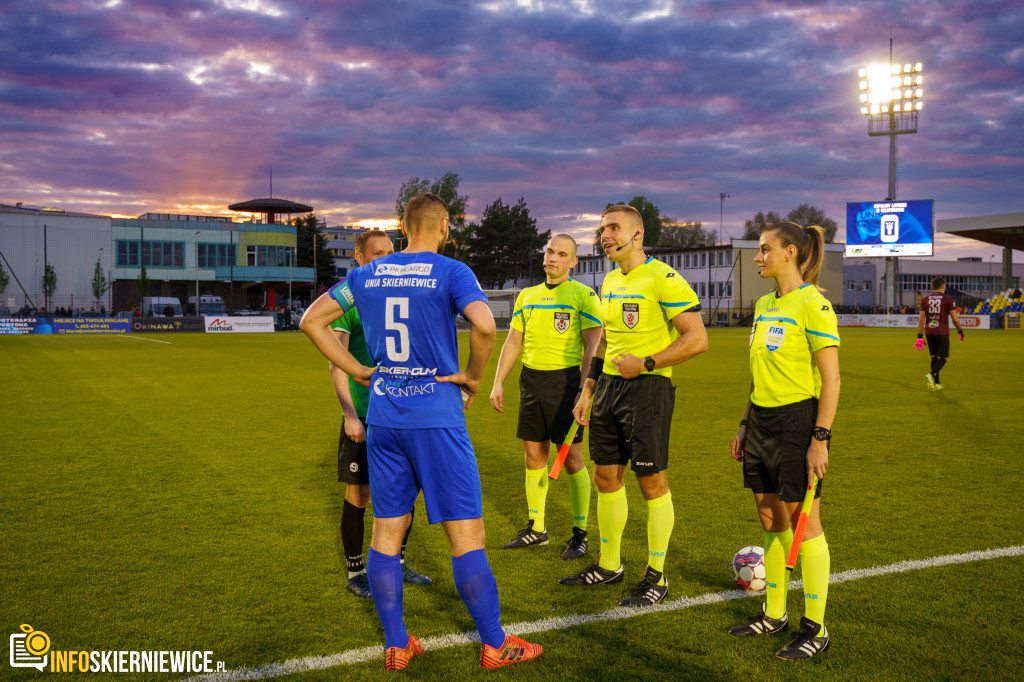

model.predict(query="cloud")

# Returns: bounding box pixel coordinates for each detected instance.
[0,0,1020,263]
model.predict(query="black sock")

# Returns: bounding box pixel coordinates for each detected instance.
[341,500,366,573]
[933,358,947,383]
[401,508,415,562]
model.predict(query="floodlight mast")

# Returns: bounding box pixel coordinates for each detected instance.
[858,40,923,311]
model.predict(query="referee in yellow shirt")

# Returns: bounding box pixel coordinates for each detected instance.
[490,235,602,559]
[728,221,839,660]
[561,205,708,607]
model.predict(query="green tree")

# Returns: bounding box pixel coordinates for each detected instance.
[395,172,471,261]
[604,196,664,247]
[467,197,549,289]
[41,263,57,309]
[292,214,336,289]
[0,261,9,297]
[741,210,783,240]
[658,221,717,248]
[91,258,108,307]
[785,204,838,243]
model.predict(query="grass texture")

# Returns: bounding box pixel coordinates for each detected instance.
[1,327,1022,680]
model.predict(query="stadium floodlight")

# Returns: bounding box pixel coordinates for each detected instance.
[856,43,924,312]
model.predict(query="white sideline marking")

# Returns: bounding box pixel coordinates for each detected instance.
[118,335,172,344]
[178,545,1024,681]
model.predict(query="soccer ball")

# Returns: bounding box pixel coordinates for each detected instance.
[732,546,767,593]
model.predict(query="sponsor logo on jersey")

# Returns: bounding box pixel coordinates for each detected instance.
[928,319,939,328]
[749,322,756,349]
[554,312,570,334]
[378,366,438,376]
[339,284,355,305]
[622,302,639,328]
[374,262,433,277]
[765,325,785,352]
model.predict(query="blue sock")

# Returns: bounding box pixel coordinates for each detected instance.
[451,549,505,649]
[367,547,407,649]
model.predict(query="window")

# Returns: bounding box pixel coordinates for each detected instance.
[863,280,872,291]
[247,245,256,266]
[699,282,706,298]
[700,253,706,267]
[116,240,139,266]
[718,281,725,297]
[718,251,724,266]
[727,282,733,297]
[684,254,691,268]
[725,251,733,265]
[847,279,857,290]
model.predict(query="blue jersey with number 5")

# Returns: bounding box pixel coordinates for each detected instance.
[328,251,487,429]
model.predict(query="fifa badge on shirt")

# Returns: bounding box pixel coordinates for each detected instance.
[554,312,570,334]
[765,324,785,352]
[622,303,639,329]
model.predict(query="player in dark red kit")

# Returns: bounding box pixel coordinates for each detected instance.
[914,276,964,391]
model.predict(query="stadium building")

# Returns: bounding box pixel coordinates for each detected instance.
[0,202,314,313]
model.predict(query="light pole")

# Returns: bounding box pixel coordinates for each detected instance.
[989,253,997,293]
[858,44,923,312]
[194,231,201,316]
[98,247,103,312]
[719,193,729,245]
[288,246,293,312]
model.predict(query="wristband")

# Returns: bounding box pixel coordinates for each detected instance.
[916,333,923,339]
[739,419,748,427]
[812,426,831,442]
[588,358,604,382]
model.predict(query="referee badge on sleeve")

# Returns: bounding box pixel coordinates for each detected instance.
[554,312,570,334]
[622,303,639,329]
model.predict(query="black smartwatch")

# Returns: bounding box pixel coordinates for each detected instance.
[812,426,831,442]
[643,356,656,372]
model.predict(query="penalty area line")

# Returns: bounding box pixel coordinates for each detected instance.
[178,544,1024,681]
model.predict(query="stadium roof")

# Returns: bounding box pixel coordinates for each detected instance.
[936,211,1024,252]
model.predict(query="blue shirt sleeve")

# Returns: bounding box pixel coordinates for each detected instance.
[328,266,363,314]
[449,261,487,313]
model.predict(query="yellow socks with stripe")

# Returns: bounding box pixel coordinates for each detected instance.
[597,487,627,571]
[566,467,590,531]
[800,533,830,632]
[524,466,548,532]
[763,528,792,619]
[646,493,673,583]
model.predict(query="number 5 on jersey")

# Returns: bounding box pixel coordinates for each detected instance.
[386,297,410,361]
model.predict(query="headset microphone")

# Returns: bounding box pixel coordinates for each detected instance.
[614,230,640,252]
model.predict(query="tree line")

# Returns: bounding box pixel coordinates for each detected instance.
[287,171,840,290]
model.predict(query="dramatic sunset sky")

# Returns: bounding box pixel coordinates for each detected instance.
[2,0,1021,258]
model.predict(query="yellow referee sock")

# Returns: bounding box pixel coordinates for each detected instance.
[597,487,627,571]
[800,533,830,631]
[763,528,792,620]
[524,466,548,531]
[646,493,673,582]
[566,467,590,531]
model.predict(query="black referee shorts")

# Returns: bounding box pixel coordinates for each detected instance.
[517,366,584,445]
[925,333,950,358]
[338,420,370,485]
[742,398,824,502]
[588,373,675,473]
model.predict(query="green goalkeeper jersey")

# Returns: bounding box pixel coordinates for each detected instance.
[748,283,840,408]
[330,306,371,419]
[511,279,602,371]
[600,257,701,378]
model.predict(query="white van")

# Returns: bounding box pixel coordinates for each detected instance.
[186,295,227,316]
[141,297,183,317]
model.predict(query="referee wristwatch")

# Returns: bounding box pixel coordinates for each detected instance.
[643,356,656,372]
[812,426,831,442]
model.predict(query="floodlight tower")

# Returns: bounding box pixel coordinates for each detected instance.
[858,45,923,310]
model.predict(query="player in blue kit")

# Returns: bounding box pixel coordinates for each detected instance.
[300,194,542,671]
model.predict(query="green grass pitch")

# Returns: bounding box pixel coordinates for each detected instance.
[2,328,1022,680]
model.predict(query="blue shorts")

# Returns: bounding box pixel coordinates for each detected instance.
[366,425,483,523]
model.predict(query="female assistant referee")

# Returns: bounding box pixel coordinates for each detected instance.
[728,222,840,660]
